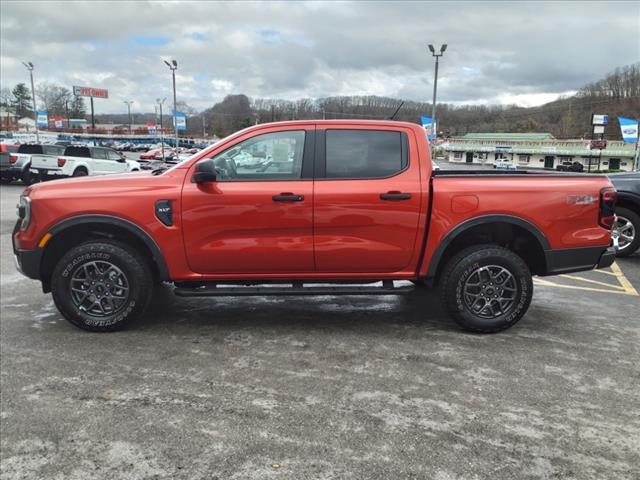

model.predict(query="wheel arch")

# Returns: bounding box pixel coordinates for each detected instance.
[40,215,169,292]
[616,192,640,214]
[424,214,550,284]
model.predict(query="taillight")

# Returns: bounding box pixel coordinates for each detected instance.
[599,187,617,229]
[57,157,66,167]
[9,154,18,164]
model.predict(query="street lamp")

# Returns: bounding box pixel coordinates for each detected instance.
[157,98,166,160]
[123,100,134,135]
[164,59,179,150]
[428,44,447,137]
[22,61,39,142]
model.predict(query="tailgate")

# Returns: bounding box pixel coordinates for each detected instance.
[31,154,60,170]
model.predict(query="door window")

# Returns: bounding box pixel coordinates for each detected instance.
[91,148,107,159]
[107,150,123,161]
[207,130,306,181]
[325,130,407,179]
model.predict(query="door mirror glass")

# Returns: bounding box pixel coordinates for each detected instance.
[193,160,218,183]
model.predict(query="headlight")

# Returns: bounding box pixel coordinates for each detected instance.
[16,195,31,231]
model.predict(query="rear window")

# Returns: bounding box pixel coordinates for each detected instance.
[325,130,408,179]
[63,146,91,157]
[17,144,43,155]
[42,145,65,156]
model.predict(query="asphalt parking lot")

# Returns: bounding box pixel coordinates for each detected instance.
[1,181,639,479]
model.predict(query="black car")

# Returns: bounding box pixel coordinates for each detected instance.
[609,172,640,256]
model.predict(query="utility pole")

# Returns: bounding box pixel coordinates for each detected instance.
[428,44,447,137]
[22,61,39,142]
[157,98,166,160]
[202,115,206,137]
[164,59,179,149]
[124,100,134,135]
[65,99,70,129]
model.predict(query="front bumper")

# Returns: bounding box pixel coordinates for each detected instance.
[12,220,42,280]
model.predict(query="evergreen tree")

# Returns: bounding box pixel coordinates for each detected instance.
[11,83,33,118]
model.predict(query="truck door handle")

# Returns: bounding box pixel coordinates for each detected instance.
[380,192,412,200]
[272,193,304,202]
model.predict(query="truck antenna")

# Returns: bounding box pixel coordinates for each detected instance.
[388,101,405,120]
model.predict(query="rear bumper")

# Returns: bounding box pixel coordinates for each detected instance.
[32,168,69,180]
[542,241,617,276]
[1,165,25,178]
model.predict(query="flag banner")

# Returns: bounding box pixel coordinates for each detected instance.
[173,111,186,131]
[618,117,638,144]
[421,115,436,140]
[36,110,48,127]
[54,116,63,128]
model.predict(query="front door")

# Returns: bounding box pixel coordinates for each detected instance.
[181,127,315,274]
[466,152,474,163]
[609,158,620,170]
[544,156,555,169]
[313,127,424,273]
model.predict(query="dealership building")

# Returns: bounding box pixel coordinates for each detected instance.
[439,133,637,171]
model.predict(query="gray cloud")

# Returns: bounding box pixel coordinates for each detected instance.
[1,1,638,113]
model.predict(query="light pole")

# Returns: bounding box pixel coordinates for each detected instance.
[428,44,447,137]
[164,59,179,150]
[157,98,166,160]
[123,100,134,135]
[22,61,39,142]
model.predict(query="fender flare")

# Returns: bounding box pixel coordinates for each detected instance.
[424,214,550,280]
[48,214,170,280]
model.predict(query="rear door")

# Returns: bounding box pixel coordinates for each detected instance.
[181,126,315,274]
[313,126,424,273]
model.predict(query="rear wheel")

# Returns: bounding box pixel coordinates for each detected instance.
[614,207,639,257]
[72,168,88,177]
[51,241,153,331]
[440,245,533,333]
[21,169,34,185]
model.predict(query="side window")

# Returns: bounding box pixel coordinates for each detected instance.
[208,130,305,181]
[325,130,407,179]
[107,150,122,161]
[91,148,107,160]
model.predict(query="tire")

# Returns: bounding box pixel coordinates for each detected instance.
[440,245,533,333]
[614,207,640,257]
[51,241,153,331]
[21,169,34,185]
[72,168,88,177]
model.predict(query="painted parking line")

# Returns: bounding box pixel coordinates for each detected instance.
[533,262,639,296]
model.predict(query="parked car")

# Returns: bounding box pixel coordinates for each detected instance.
[0,143,20,183]
[1,144,65,185]
[609,172,640,256]
[494,158,517,170]
[13,120,617,333]
[30,145,141,181]
[557,161,584,172]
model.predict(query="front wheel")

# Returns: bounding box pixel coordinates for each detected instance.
[51,241,153,331]
[440,245,533,333]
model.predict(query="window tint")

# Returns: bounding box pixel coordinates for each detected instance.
[208,130,305,181]
[325,130,407,179]
[64,146,90,157]
[17,144,43,154]
[107,150,122,160]
[91,148,107,159]
[42,145,65,156]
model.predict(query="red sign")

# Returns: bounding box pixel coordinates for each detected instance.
[73,86,109,98]
[590,139,608,150]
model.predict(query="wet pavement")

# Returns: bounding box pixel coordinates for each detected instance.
[1,181,639,479]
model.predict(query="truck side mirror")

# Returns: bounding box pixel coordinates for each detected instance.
[193,160,217,183]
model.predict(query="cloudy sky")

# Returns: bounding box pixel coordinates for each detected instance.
[1,1,638,114]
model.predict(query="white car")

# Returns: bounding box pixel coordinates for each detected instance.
[31,145,141,180]
[494,158,517,170]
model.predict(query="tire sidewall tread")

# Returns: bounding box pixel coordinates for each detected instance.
[51,240,152,332]
[440,244,533,333]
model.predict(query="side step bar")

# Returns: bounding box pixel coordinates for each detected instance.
[174,281,415,297]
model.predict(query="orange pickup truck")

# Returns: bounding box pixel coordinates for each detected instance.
[13,120,617,333]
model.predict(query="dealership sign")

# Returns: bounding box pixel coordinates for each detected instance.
[36,110,48,127]
[618,117,638,144]
[73,86,109,98]
[173,111,186,131]
[591,114,608,126]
